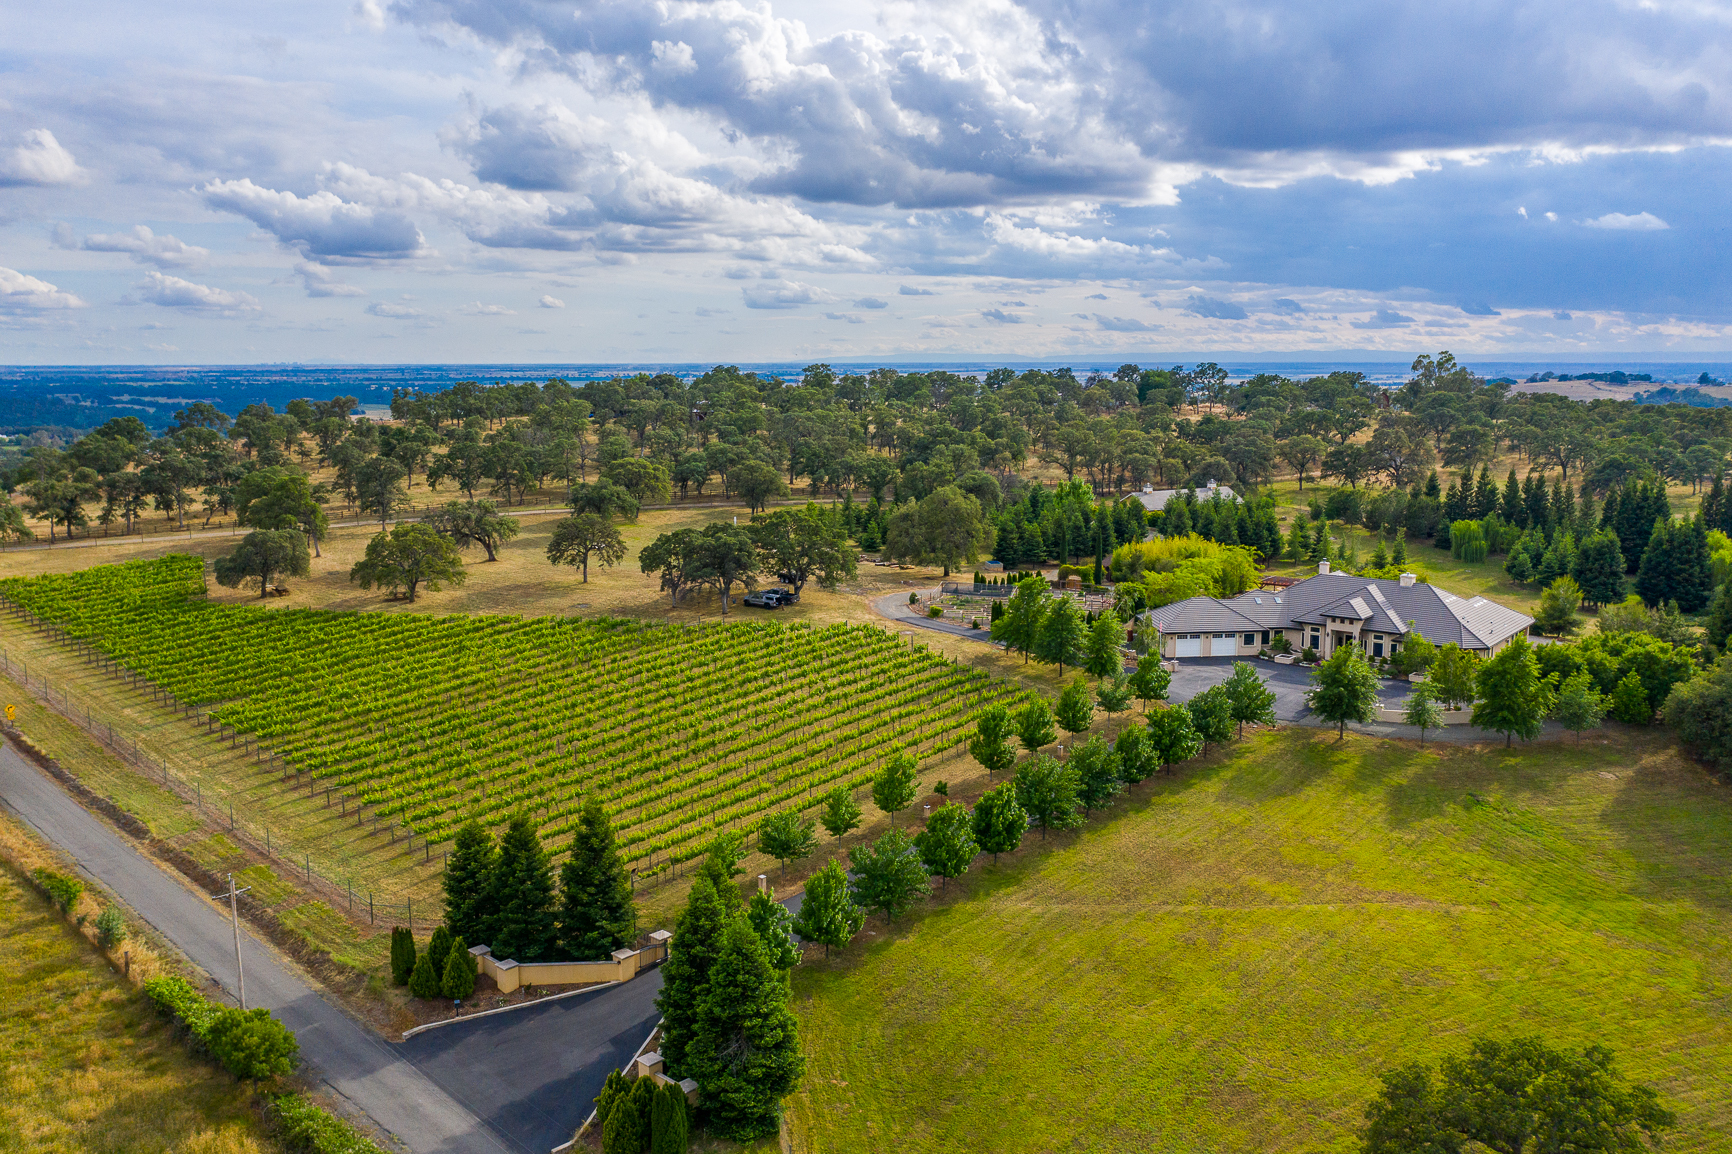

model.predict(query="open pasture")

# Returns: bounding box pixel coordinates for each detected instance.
[0,554,1026,873]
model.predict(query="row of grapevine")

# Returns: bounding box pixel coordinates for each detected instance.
[1,555,1031,871]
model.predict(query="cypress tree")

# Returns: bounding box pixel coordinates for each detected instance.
[1423,469,1441,500]
[1444,474,1471,525]
[1635,518,1676,608]
[489,814,559,963]
[441,935,477,999]
[686,919,806,1140]
[1502,468,1524,526]
[655,874,729,1078]
[408,949,441,998]
[1551,477,1573,532]
[442,820,498,948]
[557,798,636,961]
[1523,472,1549,530]
[425,924,454,978]
[390,926,416,986]
[650,1080,690,1154]
[601,1094,642,1154]
[627,1076,657,1151]
[1704,474,1726,533]
[1572,528,1626,606]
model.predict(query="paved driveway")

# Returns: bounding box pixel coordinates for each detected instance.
[1162,656,1414,722]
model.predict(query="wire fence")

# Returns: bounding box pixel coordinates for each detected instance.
[0,606,438,931]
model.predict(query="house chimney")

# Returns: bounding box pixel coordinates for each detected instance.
[1399,572,1416,587]
[1207,479,1218,491]
[1318,560,1331,575]
[1142,483,1153,493]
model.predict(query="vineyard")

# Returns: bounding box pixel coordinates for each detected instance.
[0,555,1027,875]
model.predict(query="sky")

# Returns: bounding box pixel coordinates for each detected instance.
[2,0,1731,365]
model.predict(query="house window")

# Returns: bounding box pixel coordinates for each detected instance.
[1373,634,1384,641]
[1243,633,1256,646]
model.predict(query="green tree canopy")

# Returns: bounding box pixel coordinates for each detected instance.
[1127,660,1172,711]
[913,802,978,888]
[871,753,921,826]
[789,859,863,957]
[968,703,1019,778]
[882,485,995,576]
[1014,697,1058,756]
[746,889,800,971]
[213,529,310,597]
[1471,636,1555,746]
[1402,683,1445,747]
[757,808,819,878]
[489,814,560,963]
[425,499,520,562]
[848,828,932,921]
[546,512,627,583]
[1429,645,1479,710]
[348,522,466,603]
[600,457,673,504]
[1069,733,1123,814]
[730,459,789,514]
[817,785,863,845]
[1013,754,1083,839]
[970,781,1027,863]
[1185,684,1235,745]
[1221,661,1277,737]
[1306,645,1382,737]
[443,821,497,948]
[748,502,857,594]
[655,874,729,1078]
[686,919,806,1140]
[1552,670,1607,743]
[1054,674,1095,737]
[1033,595,1087,673]
[1084,612,1124,679]
[991,575,1051,663]
[1144,703,1203,767]
[557,798,636,961]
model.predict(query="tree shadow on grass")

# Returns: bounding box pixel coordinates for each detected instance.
[1379,734,1624,830]
[1595,750,1732,916]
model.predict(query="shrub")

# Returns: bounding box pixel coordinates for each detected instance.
[95,906,127,949]
[408,951,442,999]
[142,975,223,1048]
[33,867,83,914]
[1300,646,1318,663]
[389,927,415,986]
[441,937,477,1000]
[601,1092,643,1154]
[268,1093,390,1154]
[908,592,919,605]
[927,605,943,618]
[650,1079,690,1154]
[593,1070,631,1131]
[425,925,454,978]
[208,1006,300,1081]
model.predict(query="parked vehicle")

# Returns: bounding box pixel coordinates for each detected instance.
[742,591,782,609]
[767,587,799,605]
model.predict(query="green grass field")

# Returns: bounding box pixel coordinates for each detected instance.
[785,728,1732,1153]
[0,862,274,1154]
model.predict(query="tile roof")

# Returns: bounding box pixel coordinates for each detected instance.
[1148,570,1532,650]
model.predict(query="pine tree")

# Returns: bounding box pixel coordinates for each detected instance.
[699,831,748,910]
[1014,697,1058,755]
[1502,468,1524,526]
[1033,595,1087,673]
[408,949,441,998]
[1069,734,1123,814]
[1535,575,1583,636]
[1144,703,1204,767]
[1572,528,1626,606]
[970,782,1027,863]
[1552,670,1607,743]
[968,703,1018,777]
[913,802,978,888]
[1285,516,1309,562]
[1551,477,1574,533]
[1705,578,1732,652]
[425,924,454,978]
[1306,645,1381,737]
[1523,472,1549,530]
[441,935,477,999]
[390,926,416,986]
[558,798,636,961]
[686,919,806,1140]
[818,785,863,845]
[442,820,497,948]
[789,859,863,958]
[1054,674,1095,737]
[1185,684,1234,745]
[1673,514,1713,613]
[1504,539,1535,583]
[871,753,920,826]
[1013,754,1084,838]
[490,814,559,963]
[991,574,1050,663]
[656,874,729,1078]
[1083,612,1124,679]
[1635,517,1675,608]
[650,1079,690,1154]
[1472,636,1554,746]
[1474,465,1498,518]
[1221,661,1277,737]
[1392,534,1407,567]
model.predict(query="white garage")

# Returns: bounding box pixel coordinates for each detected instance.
[1174,635,1202,658]
[1209,633,1237,656]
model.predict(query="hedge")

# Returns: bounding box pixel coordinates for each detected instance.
[143,975,223,1049]
[267,1093,390,1154]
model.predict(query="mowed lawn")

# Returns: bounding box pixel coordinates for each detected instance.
[787,728,1732,1153]
[0,865,273,1154]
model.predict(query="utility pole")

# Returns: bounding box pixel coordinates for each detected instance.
[211,873,252,1009]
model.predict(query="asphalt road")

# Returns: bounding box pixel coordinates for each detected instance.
[0,740,515,1154]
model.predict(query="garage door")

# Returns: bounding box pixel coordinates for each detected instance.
[1175,635,1202,658]
[1209,633,1237,656]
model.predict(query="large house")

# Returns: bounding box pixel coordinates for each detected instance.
[1142,562,1533,661]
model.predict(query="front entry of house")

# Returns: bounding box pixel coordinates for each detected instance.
[1208,633,1237,656]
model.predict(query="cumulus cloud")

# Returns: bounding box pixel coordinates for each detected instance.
[0,266,87,312]
[1351,308,1416,328]
[824,311,864,323]
[201,178,424,260]
[132,271,259,312]
[293,262,365,297]
[1185,295,1248,320]
[854,297,888,309]
[1459,301,1501,316]
[1272,298,1303,314]
[1085,293,1109,300]
[980,308,1024,324]
[459,301,516,315]
[741,279,833,309]
[539,294,565,308]
[53,223,207,268]
[1583,211,1669,231]
[1092,314,1159,332]
[0,129,84,187]
[366,301,423,317]
[899,285,937,296]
